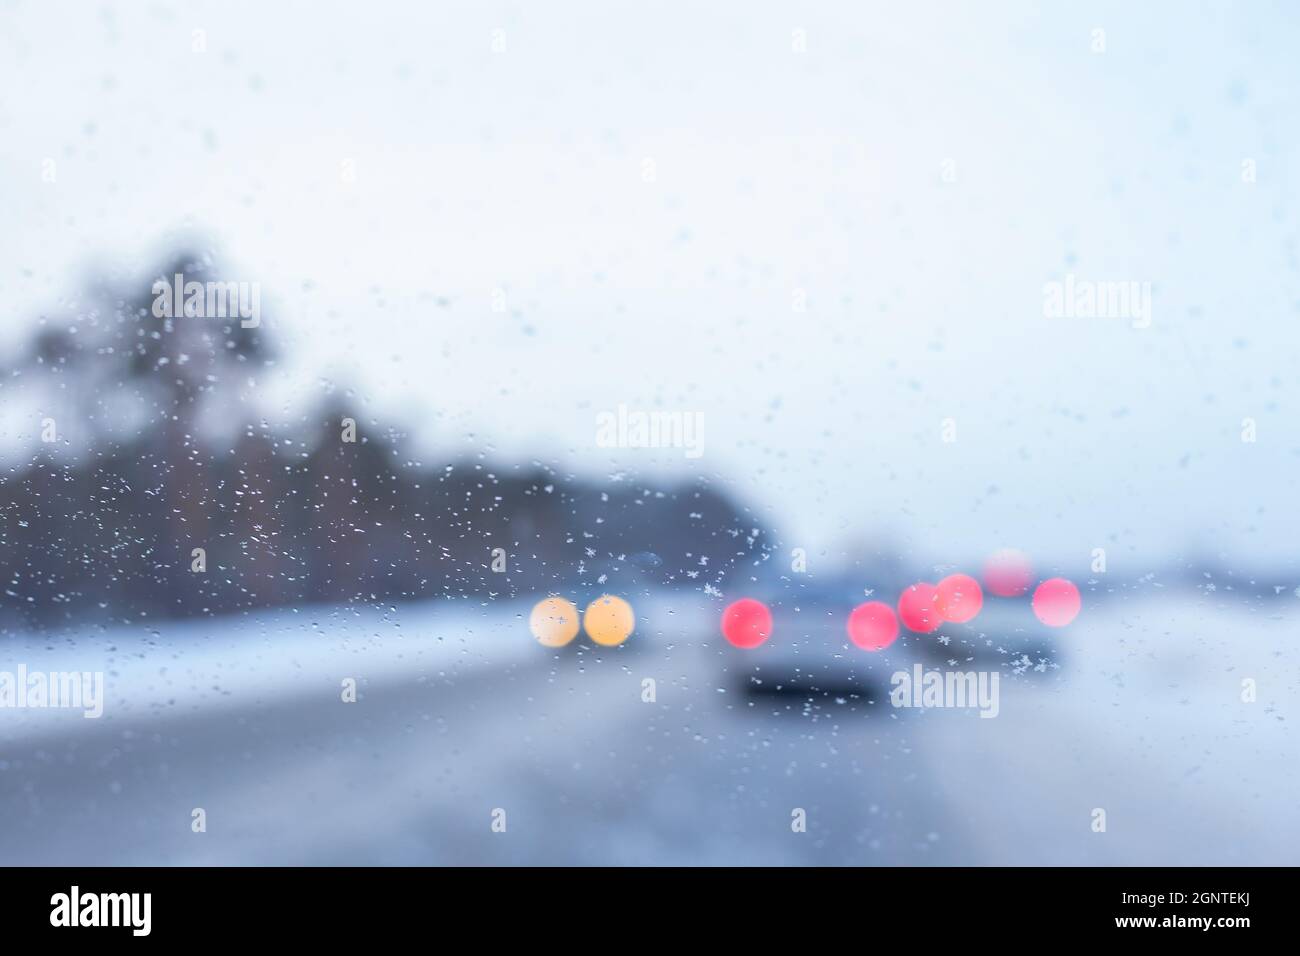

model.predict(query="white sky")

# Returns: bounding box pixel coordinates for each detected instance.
[2,0,1299,573]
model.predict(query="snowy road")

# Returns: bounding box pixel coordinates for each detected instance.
[1,593,1295,865]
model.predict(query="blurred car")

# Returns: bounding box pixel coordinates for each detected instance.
[718,573,1063,699]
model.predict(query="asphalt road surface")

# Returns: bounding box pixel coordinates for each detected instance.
[1,592,1295,865]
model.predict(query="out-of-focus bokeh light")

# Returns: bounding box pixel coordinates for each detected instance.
[720,598,772,648]
[583,594,635,646]
[935,573,984,623]
[529,596,581,647]
[983,548,1034,597]
[897,582,942,633]
[846,601,900,651]
[1032,578,1081,627]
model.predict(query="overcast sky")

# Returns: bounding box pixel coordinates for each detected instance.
[3,0,1299,574]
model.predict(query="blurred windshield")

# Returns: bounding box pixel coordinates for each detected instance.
[1,0,1297,866]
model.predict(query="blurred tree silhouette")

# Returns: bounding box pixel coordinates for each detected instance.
[0,251,770,628]
[7,249,273,448]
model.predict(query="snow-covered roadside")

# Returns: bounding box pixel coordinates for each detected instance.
[0,591,716,739]
[0,600,523,735]
[914,594,1299,864]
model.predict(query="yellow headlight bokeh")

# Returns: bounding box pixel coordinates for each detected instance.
[529,596,581,647]
[583,594,635,646]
